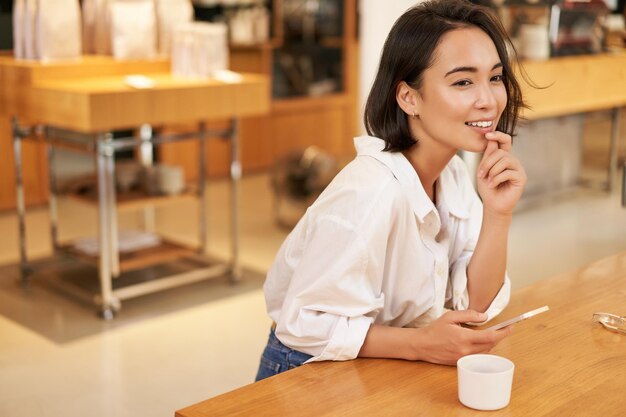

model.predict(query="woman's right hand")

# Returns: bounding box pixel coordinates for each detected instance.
[411,310,512,365]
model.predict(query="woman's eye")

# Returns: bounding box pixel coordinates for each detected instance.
[453,79,472,87]
[491,74,504,83]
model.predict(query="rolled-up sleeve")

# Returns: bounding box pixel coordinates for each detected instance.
[449,250,511,324]
[273,215,384,362]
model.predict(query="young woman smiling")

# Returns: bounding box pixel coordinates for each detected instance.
[256,0,527,381]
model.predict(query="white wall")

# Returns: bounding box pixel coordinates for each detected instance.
[358,0,422,133]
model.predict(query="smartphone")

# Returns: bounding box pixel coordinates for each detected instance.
[486,305,550,331]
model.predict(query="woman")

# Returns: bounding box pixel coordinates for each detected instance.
[256,0,527,381]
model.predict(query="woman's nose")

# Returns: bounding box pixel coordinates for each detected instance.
[475,84,498,109]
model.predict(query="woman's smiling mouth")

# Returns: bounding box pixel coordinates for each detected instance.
[465,120,493,128]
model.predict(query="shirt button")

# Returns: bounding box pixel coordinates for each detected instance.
[436,264,445,276]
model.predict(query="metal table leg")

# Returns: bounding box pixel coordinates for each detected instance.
[47,144,60,252]
[608,107,621,191]
[12,118,31,284]
[229,118,242,282]
[105,133,120,279]
[622,161,626,207]
[198,121,208,255]
[96,134,119,319]
[139,124,156,233]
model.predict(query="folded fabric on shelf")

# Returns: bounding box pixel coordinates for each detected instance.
[73,230,162,256]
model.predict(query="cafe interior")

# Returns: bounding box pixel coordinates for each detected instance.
[0,0,625,416]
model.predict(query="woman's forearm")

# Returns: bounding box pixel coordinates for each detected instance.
[358,324,420,360]
[358,310,511,365]
[466,209,511,312]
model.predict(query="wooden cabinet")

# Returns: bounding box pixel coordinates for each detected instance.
[0,50,49,210]
[0,116,49,211]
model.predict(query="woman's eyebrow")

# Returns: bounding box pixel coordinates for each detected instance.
[445,63,503,77]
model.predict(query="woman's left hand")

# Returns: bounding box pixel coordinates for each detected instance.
[476,131,527,216]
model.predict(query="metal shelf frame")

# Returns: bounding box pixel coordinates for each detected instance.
[12,118,243,319]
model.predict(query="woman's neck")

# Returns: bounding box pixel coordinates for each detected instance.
[402,140,456,203]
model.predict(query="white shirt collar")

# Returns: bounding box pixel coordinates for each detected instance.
[354,135,470,222]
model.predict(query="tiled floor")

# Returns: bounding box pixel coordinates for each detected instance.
[0,168,625,417]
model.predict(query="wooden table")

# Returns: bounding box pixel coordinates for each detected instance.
[520,53,626,121]
[0,56,171,209]
[176,251,626,416]
[0,56,269,318]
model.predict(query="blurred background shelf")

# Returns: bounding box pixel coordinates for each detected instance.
[67,187,198,213]
[0,1,357,211]
[163,0,358,182]
[59,239,198,273]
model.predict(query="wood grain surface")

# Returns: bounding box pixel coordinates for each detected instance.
[0,56,269,132]
[176,251,626,417]
[520,53,626,120]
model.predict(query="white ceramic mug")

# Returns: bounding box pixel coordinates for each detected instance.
[156,164,185,195]
[457,354,515,411]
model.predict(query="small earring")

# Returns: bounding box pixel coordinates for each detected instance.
[412,111,417,119]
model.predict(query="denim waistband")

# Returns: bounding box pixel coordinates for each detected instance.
[267,327,290,351]
[267,327,313,361]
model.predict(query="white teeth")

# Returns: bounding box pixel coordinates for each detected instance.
[466,121,493,128]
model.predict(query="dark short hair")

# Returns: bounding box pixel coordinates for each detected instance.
[364,0,525,152]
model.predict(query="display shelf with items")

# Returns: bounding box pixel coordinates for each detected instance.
[60,238,198,274]
[272,0,345,99]
[64,161,196,213]
[500,0,611,59]
[167,0,358,179]
[193,0,275,47]
[13,119,232,276]
[1,55,270,318]
[1,0,356,206]
[68,186,198,213]
[10,116,246,319]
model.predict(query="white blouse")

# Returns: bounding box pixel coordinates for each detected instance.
[263,135,511,363]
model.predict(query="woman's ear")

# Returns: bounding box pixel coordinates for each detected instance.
[396,81,420,119]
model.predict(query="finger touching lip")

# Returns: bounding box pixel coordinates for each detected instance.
[484,131,512,150]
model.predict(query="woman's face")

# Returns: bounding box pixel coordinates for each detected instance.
[413,27,507,153]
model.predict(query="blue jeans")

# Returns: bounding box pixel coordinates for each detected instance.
[255,328,313,381]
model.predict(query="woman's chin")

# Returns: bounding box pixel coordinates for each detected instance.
[461,142,488,154]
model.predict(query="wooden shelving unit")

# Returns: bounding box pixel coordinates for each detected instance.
[161,0,358,180]
[63,183,201,273]
[2,56,270,317]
